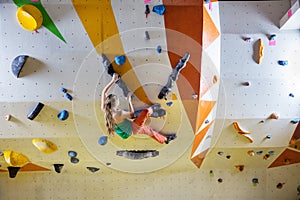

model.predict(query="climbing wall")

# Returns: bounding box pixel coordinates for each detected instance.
[0,0,299,200]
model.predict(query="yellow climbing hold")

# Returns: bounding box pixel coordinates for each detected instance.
[32,138,58,154]
[3,150,30,167]
[16,4,43,31]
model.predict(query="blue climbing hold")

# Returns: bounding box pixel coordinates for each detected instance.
[61,87,67,93]
[65,93,73,101]
[291,118,300,124]
[269,34,276,40]
[256,151,263,155]
[68,150,77,158]
[166,101,173,106]
[156,45,162,54]
[115,55,126,66]
[278,60,288,66]
[58,110,69,120]
[289,93,294,98]
[205,0,210,3]
[152,5,166,15]
[98,136,108,145]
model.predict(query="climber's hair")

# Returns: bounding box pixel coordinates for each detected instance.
[104,94,118,136]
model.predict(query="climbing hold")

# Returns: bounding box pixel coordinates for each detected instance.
[53,164,64,173]
[268,150,275,155]
[269,113,279,120]
[114,55,126,66]
[289,93,295,98]
[11,55,29,78]
[242,82,250,86]
[205,120,210,124]
[258,38,264,64]
[291,118,300,124]
[205,0,210,3]
[232,122,253,143]
[60,87,67,93]
[192,93,198,99]
[278,60,288,66]
[276,183,285,189]
[217,151,224,156]
[166,101,173,107]
[213,75,218,84]
[70,157,79,164]
[57,110,69,121]
[259,120,265,123]
[116,150,159,160]
[144,0,151,3]
[269,34,276,46]
[244,37,253,42]
[235,165,244,172]
[283,158,291,165]
[152,5,166,15]
[7,166,21,178]
[16,4,43,31]
[145,5,150,18]
[3,150,29,167]
[256,151,263,155]
[98,136,108,145]
[32,138,58,154]
[106,163,111,166]
[263,154,270,160]
[226,155,231,159]
[209,170,214,177]
[156,45,162,54]
[27,102,44,120]
[252,178,259,184]
[144,31,150,40]
[269,34,276,40]
[217,178,223,183]
[65,93,73,101]
[266,134,272,139]
[297,185,300,193]
[247,150,255,156]
[4,114,11,121]
[68,151,77,158]
[86,167,100,173]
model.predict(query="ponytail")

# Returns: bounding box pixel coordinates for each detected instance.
[104,97,116,136]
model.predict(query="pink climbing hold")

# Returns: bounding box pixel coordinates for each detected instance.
[31,0,39,2]
[144,0,151,3]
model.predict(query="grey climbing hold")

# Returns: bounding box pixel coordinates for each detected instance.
[87,167,100,173]
[116,150,159,160]
[27,102,44,120]
[144,31,150,40]
[11,55,29,78]
[70,157,79,164]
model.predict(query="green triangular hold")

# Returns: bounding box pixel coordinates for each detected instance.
[13,0,66,43]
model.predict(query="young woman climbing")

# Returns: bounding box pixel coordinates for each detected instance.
[101,73,176,144]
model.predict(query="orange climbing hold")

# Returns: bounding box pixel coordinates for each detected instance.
[258,39,264,64]
[232,121,253,143]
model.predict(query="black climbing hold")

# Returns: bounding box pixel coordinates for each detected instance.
[7,166,20,178]
[27,102,44,120]
[217,178,223,183]
[116,150,159,160]
[53,164,64,173]
[165,134,177,144]
[11,55,29,78]
[144,31,150,40]
[145,5,150,15]
[252,178,259,184]
[217,151,223,156]
[60,87,67,93]
[70,157,79,164]
[65,93,73,101]
[226,155,231,159]
[86,167,100,173]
